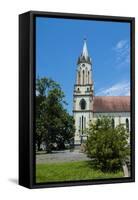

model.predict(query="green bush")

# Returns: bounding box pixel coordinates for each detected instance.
[85,117,130,172]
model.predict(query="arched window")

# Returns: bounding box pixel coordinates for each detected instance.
[112,118,115,129]
[126,118,129,132]
[80,99,86,110]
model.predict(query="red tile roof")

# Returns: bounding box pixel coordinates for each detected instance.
[93,96,130,112]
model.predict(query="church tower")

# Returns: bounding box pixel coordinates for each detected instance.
[73,39,94,145]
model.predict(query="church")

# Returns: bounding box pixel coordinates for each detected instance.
[73,40,130,145]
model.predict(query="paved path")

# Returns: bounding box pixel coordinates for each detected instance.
[36,149,91,164]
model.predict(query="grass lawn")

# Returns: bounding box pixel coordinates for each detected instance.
[36,160,124,183]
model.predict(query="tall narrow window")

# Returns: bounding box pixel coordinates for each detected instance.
[84,117,86,129]
[112,118,115,129]
[126,118,129,132]
[88,71,89,84]
[82,116,84,134]
[83,70,85,85]
[79,117,81,130]
[78,71,80,84]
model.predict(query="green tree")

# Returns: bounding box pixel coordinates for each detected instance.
[43,88,75,151]
[55,111,75,149]
[36,77,58,151]
[36,77,60,96]
[85,117,129,172]
[36,77,75,152]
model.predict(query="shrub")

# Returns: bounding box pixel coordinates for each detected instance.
[85,117,130,172]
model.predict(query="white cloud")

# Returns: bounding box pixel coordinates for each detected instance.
[96,81,130,96]
[115,40,127,50]
[113,40,130,68]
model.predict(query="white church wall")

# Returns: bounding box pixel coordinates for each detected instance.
[74,111,130,145]
[93,112,130,130]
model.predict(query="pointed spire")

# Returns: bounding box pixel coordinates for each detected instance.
[77,38,92,65]
[82,38,89,59]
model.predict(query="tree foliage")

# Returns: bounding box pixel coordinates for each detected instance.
[85,117,130,172]
[36,77,75,152]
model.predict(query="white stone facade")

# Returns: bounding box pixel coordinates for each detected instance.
[93,112,130,128]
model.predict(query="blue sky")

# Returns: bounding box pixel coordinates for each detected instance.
[36,17,130,114]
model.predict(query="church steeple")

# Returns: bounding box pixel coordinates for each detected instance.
[76,39,93,85]
[77,39,92,65]
[73,39,94,145]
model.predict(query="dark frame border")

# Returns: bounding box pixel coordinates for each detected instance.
[19,10,135,189]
